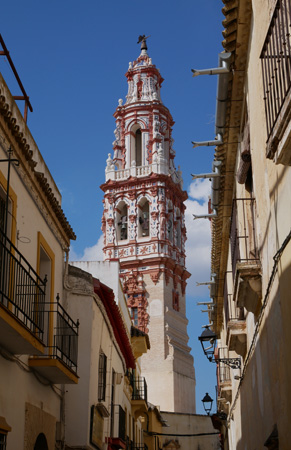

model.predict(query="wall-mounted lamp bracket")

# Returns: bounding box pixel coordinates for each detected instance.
[214,357,241,370]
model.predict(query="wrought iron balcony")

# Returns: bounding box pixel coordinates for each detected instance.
[0,230,47,354]
[217,347,233,405]
[217,347,231,384]
[224,292,245,326]
[131,376,148,403]
[45,295,79,370]
[29,295,79,384]
[260,0,291,142]
[230,198,262,315]
[230,198,260,276]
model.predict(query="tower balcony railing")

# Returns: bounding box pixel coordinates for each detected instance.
[106,164,152,182]
[0,229,47,353]
[105,162,183,187]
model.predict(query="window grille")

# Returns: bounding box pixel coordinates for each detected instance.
[98,352,107,402]
[260,0,291,140]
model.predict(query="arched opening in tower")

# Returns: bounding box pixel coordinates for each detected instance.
[116,202,128,241]
[138,198,150,237]
[175,208,182,249]
[135,128,142,166]
[167,201,174,243]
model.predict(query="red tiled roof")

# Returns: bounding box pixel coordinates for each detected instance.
[93,278,135,369]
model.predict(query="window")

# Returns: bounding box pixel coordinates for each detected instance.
[37,232,54,301]
[118,406,126,441]
[110,370,115,437]
[261,0,291,141]
[230,198,259,277]
[0,417,11,450]
[167,214,173,242]
[175,209,181,249]
[98,352,107,402]
[37,233,55,346]
[261,0,291,163]
[0,433,7,450]
[131,307,139,327]
[172,291,179,312]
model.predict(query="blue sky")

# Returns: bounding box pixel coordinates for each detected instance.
[1,0,223,414]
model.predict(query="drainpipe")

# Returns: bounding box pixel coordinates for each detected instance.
[192,161,222,219]
[215,52,232,137]
[191,52,232,146]
[192,133,223,149]
[196,274,216,299]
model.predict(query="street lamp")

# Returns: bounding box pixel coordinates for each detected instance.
[202,393,213,415]
[198,327,241,369]
[198,326,217,362]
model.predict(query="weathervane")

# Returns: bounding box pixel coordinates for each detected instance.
[137,35,150,51]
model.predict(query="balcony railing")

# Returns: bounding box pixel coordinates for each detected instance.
[261,0,291,140]
[224,290,245,325]
[105,162,183,187]
[0,230,46,339]
[218,347,231,384]
[43,295,79,371]
[230,198,259,277]
[131,376,147,403]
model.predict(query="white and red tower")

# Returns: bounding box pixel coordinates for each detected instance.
[101,37,196,413]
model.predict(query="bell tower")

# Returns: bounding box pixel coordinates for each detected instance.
[101,37,196,413]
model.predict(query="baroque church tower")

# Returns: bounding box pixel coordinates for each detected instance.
[101,37,196,413]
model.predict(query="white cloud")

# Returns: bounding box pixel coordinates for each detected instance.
[69,235,104,262]
[188,178,211,203]
[185,179,212,297]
